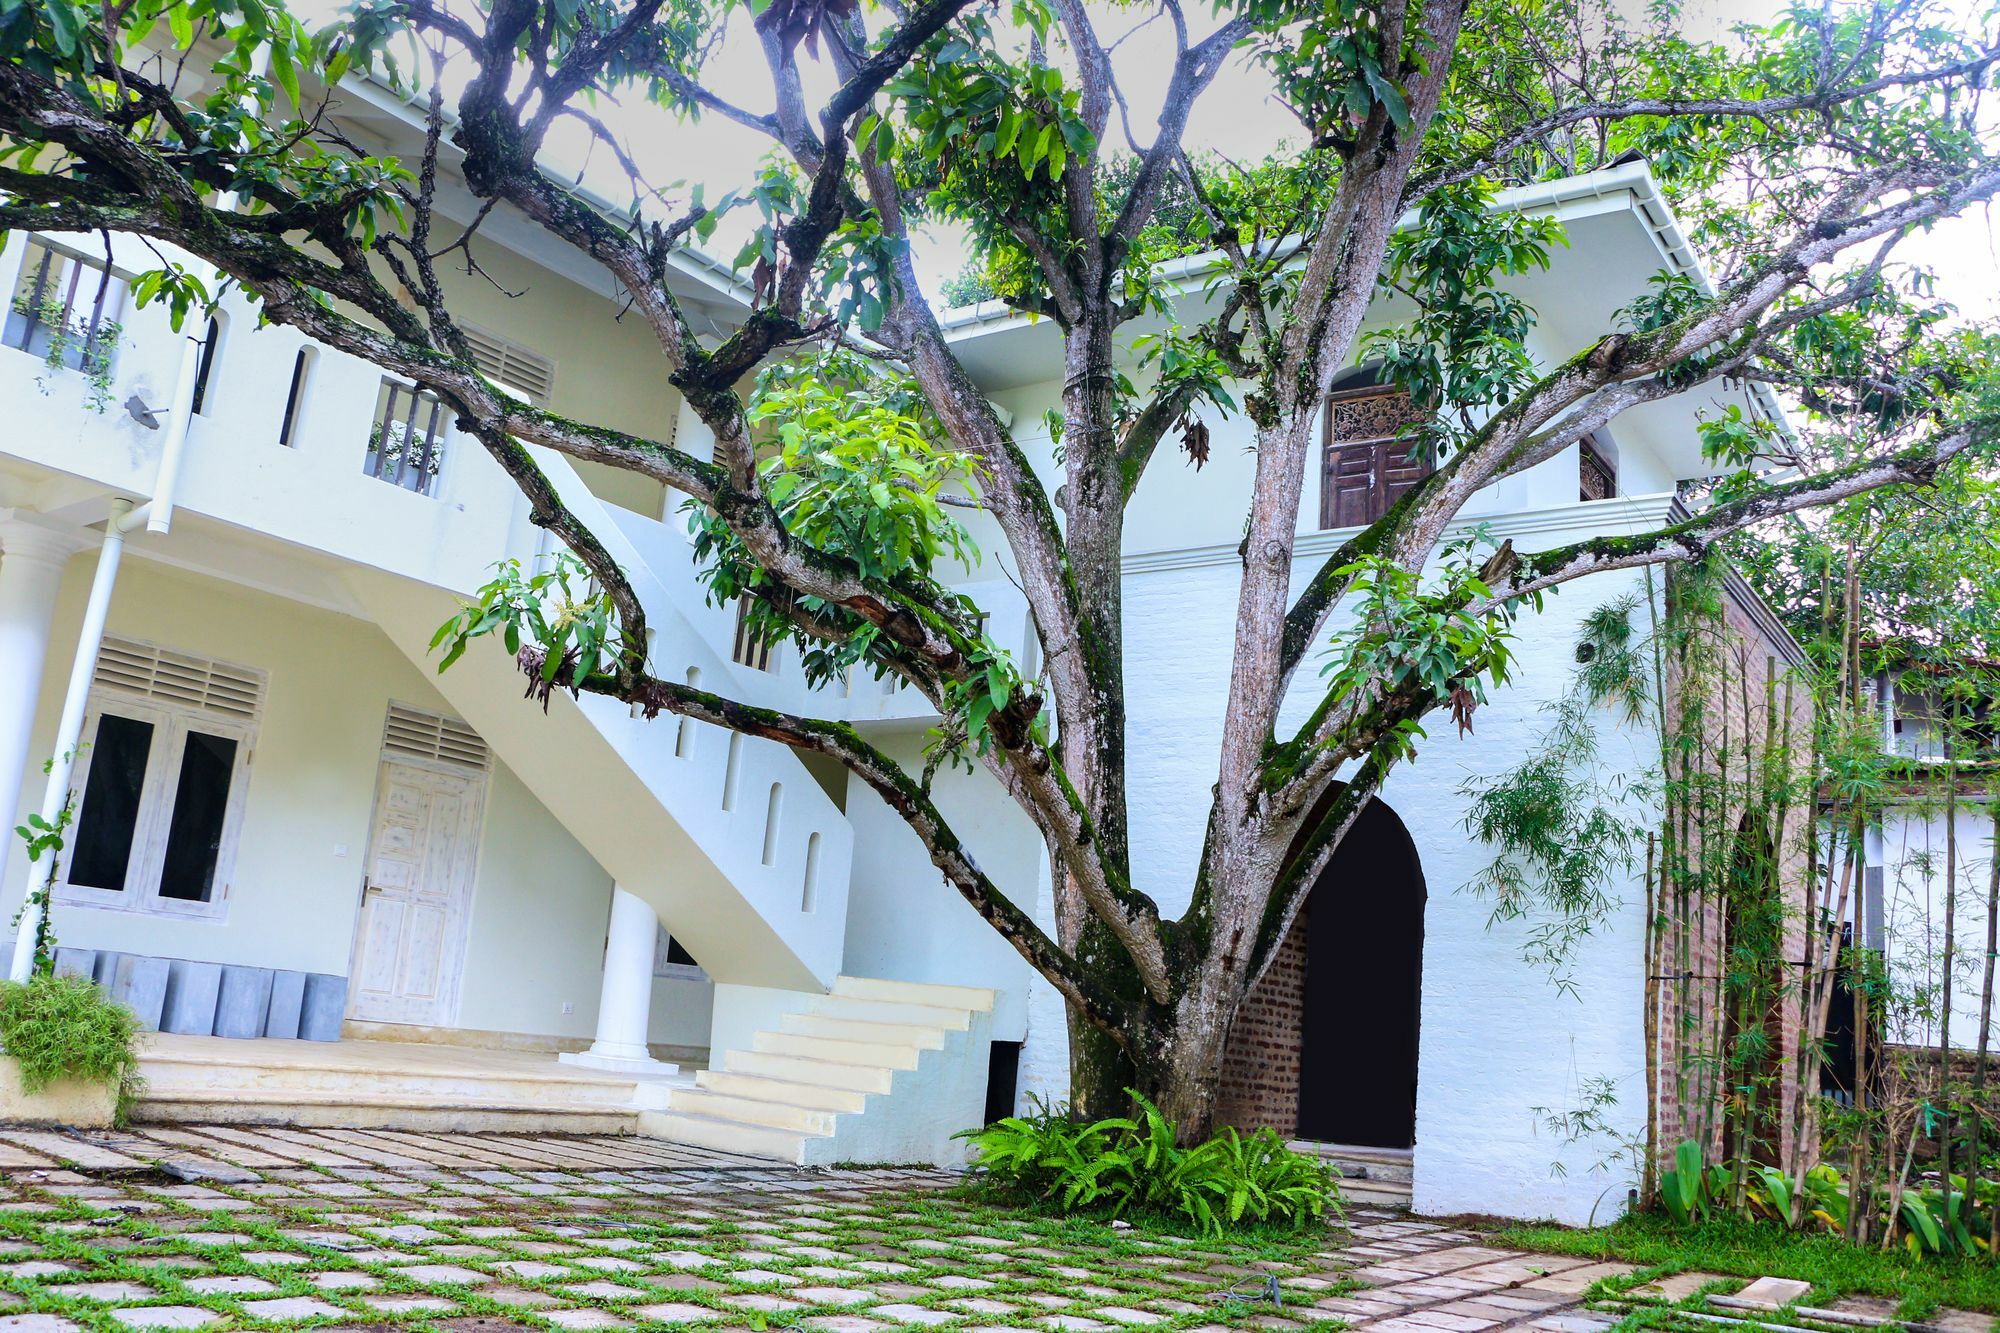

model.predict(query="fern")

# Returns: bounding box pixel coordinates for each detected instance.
[958,1091,1341,1235]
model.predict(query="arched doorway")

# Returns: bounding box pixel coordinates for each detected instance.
[1296,795,1427,1148]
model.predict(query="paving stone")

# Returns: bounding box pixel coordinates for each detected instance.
[630,1304,725,1323]
[361,1295,461,1314]
[484,1287,565,1309]
[1089,1310,1167,1326]
[1727,1277,1813,1309]
[239,1297,345,1320]
[183,1276,278,1296]
[0,1318,78,1333]
[399,1265,496,1285]
[305,1272,379,1291]
[874,1306,961,1327]
[544,1310,633,1330]
[49,1282,157,1303]
[804,1318,890,1333]
[795,1288,879,1307]
[1038,1318,1110,1332]
[493,1260,576,1280]
[106,1308,219,1330]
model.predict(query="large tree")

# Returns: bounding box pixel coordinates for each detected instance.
[3,0,1996,1133]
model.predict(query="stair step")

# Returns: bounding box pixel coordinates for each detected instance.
[833,976,995,1012]
[753,1030,920,1070]
[638,1110,809,1163]
[781,1013,946,1049]
[139,1048,640,1096]
[668,1088,838,1135]
[134,1090,637,1135]
[696,1069,869,1113]
[722,1049,896,1094]
[809,995,973,1031]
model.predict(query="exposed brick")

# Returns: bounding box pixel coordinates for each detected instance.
[1215,904,1308,1135]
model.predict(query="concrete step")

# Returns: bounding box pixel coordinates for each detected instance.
[638,1110,812,1163]
[137,1056,657,1111]
[809,994,974,1031]
[781,1012,947,1049]
[1341,1177,1413,1208]
[695,1069,869,1113]
[668,1088,838,1135]
[1293,1142,1415,1184]
[833,976,995,1012]
[133,1090,638,1135]
[753,1030,921,1070]
[721,1049,896,1094]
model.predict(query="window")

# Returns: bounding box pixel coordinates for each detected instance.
[652,925,704,977]
[1579,437,1616,501]
[732,595,775,672]
[1320,387,1432,529]
[189,316,223,415]
[4,237,126,373]
[277,348,314,447]
[60,638,262,918]
[365,377,448,495]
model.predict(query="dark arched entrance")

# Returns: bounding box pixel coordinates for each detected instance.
[1296,795,1426,1148]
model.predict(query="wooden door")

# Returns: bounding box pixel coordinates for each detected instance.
[349,760,484,1025]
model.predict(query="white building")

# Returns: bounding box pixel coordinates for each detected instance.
[0,68,1802,1222]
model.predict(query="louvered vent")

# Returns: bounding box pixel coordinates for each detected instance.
[383,704,490,769]
[92,637,264,719]
[462,326,555,403]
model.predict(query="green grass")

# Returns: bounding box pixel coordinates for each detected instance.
[1496,1212,2000,1321]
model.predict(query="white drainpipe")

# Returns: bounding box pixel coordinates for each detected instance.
[9,312,203,980]
[9,497,154,981]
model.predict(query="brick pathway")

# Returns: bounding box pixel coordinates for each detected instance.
[0,1124,1960,1333]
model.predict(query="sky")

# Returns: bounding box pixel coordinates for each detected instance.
[327,0,2000,322]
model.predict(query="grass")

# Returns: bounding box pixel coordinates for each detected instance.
[1496,1211,2000,1321]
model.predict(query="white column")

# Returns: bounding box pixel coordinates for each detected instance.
[0,520,78,896]
[560,884,679,1077]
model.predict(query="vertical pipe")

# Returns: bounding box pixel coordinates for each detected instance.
[9,500,135,982]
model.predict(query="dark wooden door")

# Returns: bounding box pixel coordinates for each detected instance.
[1320,389,1432,529]
[1296,798,1426,1148]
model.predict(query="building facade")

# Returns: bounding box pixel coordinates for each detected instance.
[0,93,1809,1220]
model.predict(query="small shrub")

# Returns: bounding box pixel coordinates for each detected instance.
[0,973,141,1104]
[959,1091,1341,1235]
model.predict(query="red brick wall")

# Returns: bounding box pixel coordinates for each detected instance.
[1215,904,1308,1134]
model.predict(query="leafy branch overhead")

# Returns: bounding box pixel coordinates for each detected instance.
[1,0,1997,1128]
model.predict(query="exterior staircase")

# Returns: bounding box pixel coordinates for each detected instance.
[641,976,995,1166]
[1294,1141,1413,1209]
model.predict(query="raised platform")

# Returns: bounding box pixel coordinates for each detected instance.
[133,1033,691,1134]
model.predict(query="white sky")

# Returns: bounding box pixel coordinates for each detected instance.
[324,0,1999,321]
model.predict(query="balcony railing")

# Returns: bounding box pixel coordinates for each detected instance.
[365,378,447,496]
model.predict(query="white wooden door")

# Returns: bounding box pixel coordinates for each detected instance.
[349,759,484,1025]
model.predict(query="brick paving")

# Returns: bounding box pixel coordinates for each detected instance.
[0,1124,1964,1333]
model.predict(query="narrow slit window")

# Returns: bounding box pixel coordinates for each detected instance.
[761,783,783,866]
[277,348,313,447]
[189,316,222,416]
[674,667,700,758]
[801,831,821,911]
[721,732,743,811]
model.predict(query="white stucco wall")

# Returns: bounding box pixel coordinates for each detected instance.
[1873,806,2000,1053]
[0,557,709,1047]
[840,731,1042,1042]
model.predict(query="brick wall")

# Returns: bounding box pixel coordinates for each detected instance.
[1214,903,1308,1135]
[1653,575,1816,1166]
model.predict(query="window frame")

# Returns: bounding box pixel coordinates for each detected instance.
[55,692,256,921]
[1318,384,1434,530]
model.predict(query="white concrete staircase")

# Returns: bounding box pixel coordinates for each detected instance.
[641,977,995,1167]
[131,1035,667,1133]
[1293,1141,1414,1209]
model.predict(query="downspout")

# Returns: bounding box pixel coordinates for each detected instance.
[8,498,151,982]
[7,312,200,980]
